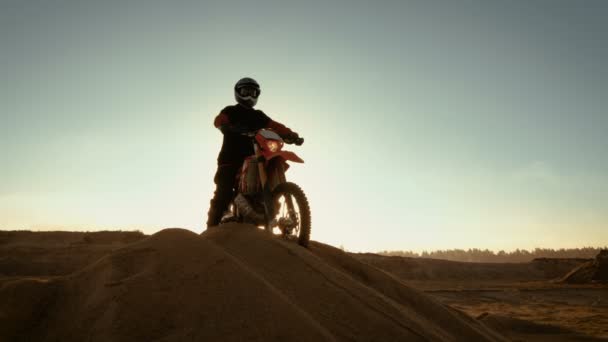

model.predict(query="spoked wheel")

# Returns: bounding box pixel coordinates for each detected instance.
[271,182,311,247]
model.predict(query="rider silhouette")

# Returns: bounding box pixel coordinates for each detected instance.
[206,78,300,228]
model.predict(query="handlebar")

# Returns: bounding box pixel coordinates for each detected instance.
[222,125,304,146]
[284,137,305,146]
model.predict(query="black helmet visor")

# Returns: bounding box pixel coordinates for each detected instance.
[237,86,260,98]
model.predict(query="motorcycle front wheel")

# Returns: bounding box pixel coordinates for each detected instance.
[272,182,311,248]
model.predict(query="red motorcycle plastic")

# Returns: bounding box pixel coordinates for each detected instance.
[221,129,311,247]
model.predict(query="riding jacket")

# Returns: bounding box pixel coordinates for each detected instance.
[214,104,293,165]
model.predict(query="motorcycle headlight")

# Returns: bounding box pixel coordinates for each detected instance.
[266,140,282,152]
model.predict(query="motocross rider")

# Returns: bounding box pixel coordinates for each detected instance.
[206,77,300,228]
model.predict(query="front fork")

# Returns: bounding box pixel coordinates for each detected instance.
[254,144,294,234]
[254,144,274,233]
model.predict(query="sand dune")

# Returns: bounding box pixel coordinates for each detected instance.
[0,224,506,341]
[561,250,608,284]
[478,314,604,342]
[0,231,144,284]
[353,253,590,283]
[351,251,608,340]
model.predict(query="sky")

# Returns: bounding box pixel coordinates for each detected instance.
[1,0,607,253]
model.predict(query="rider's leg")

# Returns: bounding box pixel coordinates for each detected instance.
[206,164,240,228]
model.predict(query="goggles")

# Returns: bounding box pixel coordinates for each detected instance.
[237,86,260,98]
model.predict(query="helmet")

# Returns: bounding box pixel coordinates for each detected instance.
[234,77,261,107]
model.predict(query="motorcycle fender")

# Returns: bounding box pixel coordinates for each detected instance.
[261,150,304,163]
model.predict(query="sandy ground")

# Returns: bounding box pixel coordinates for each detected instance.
[353,253,608,340]
[0,227,605,341]
[429,284,608,339]
[0,225,503,341]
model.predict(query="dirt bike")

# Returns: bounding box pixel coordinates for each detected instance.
[220,128,311,247]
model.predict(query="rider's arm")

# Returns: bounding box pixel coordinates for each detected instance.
[214,112,230,130]
[215,109,297,138]
[214,111,242,134]
[265,120,294,138]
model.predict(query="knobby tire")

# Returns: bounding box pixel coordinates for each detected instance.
[272,182,311,248]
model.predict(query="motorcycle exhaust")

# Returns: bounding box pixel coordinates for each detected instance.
[234,193,265,223]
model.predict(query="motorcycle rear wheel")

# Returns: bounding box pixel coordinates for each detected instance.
[272,182,311,248]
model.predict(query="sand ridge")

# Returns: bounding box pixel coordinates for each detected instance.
[0,224,505,341]
[561,250,608,284]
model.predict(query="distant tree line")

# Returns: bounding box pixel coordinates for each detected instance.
[377,247,606,263]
